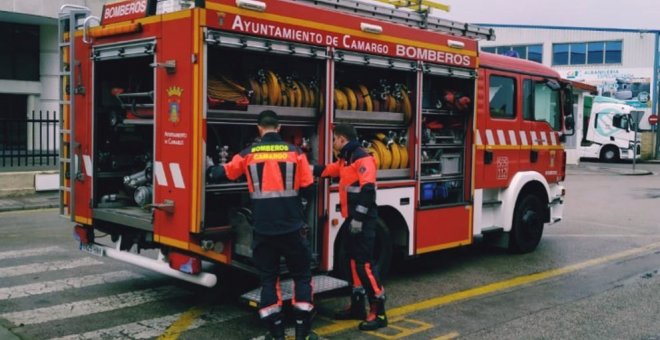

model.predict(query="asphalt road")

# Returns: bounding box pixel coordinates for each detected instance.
[0,161,659,339]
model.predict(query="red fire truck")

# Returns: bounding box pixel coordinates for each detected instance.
[59,0,574,293]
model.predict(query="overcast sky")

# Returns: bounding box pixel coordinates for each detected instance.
[435,0,660,31]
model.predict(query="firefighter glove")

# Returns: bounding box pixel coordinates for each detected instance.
[349,219,363,234]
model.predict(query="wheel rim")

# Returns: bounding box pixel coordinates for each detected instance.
[521,205,542,239]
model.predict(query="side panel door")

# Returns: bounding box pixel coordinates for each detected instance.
[477,69,521,189]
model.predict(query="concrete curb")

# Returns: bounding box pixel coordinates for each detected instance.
[0,192,59,213]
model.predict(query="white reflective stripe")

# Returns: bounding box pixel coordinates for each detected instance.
[0,270,143,301]
[309,164,314,172]
[293,301,314,312]
[530,131,539,145]
[250,190,298,199]
[285,162,294,190]
[249,164,260,193]
[169,163,185,189]
[259,304,282,319]
[485,129,495,145]
[346,186,361,193]
[0,285,189,326]
[0,246,64,260]
[550,132,558,145]
[355,205,368,214]
[50,307,248,340]
[0,257,102,278]
[496,129,506,145]
[508,130,518,145]
[540,131,548,145]
[154,161,168,186]
[519,131,528,145]
[475,131,483,145]
[82,155,93,177]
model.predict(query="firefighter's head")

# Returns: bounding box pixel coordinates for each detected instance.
[257,110,280,136]
[332,124,357,153]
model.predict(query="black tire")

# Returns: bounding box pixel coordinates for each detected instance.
[334,218,393,280]
[600,145,620,162]
[508,194,545,253]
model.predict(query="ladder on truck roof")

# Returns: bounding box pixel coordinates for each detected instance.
[290,0,495,40]
[57,5,91,219]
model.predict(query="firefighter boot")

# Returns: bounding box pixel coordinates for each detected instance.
[294,309,318,340]
[358,297,388,331]
[334,288,367,320]
[263,313,285,340]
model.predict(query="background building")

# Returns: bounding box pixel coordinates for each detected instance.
[0,1,105,195]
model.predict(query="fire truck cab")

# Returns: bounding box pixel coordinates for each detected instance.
[59,0,573,291]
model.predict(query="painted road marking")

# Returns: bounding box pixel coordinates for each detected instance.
[0,270,143,300]
[365,316,434,339]
[0,257,102,278]
[432,331,460,340]
[157,305,205,340]
[0,246,65,261]
[315,241,660,336]
[1,285,189,326]
[50,305,248,340]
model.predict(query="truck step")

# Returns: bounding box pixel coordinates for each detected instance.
[241,275,348,307]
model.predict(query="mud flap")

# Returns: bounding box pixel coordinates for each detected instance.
[241,275,348,307]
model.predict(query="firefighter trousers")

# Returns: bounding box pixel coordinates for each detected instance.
[252,228,314,318]
[344,218,385,300]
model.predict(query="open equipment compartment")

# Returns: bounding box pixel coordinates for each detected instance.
[91,41,157,231]
[419,65,474,207]
[203,31,325,266]
[332,51,416,180]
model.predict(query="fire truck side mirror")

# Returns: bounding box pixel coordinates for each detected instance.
[561,85,576,137]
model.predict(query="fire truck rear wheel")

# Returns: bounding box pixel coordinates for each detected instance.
[600,145,620,162]
[508,194,544,253]
[334,218,393,280]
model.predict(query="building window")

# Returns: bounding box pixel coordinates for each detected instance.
[0,23,40,81]
[481,44,543,63]
[553,40,622,65]
[570,43,586,65]
[552,43,569,65]
[489,75,516,119]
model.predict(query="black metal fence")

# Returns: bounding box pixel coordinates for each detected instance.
[0,111,58,169]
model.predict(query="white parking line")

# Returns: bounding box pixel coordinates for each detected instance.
[49,305,249,340]
[0,257,102,278]
[0,270,143,300]
[0,246,65,261]
[1,285,189,326]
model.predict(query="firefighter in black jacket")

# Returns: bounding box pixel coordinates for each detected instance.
[314,124,388,331]
[207,110,316,340]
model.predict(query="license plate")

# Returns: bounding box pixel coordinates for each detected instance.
[81,243,105,257]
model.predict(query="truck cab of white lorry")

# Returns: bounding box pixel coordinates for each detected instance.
[580,96,641,162]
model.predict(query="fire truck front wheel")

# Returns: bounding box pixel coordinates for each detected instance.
[334,218,393,280]
[508,194,545,253]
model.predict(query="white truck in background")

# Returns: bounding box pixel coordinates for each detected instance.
[580,96,641,162]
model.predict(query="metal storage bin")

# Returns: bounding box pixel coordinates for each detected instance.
[440,153,461,175]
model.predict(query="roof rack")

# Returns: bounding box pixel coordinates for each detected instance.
[290,0,495,40]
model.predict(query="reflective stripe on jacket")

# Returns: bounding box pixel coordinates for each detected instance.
[208,132,314,235]
[315,141,377,221]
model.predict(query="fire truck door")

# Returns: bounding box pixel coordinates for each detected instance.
[480,72,521,188]
[520,78,563,179]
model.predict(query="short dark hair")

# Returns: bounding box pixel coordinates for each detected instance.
[333,124,358,141]
[257,110,279,128]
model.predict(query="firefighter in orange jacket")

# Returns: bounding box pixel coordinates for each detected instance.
[313,124,388,331]
[207,110,316,340]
